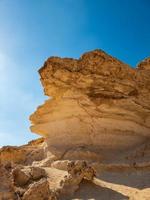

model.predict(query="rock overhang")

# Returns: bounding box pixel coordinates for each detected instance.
[30,49,150,160]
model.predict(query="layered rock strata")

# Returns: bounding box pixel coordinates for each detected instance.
[0,49,150,200]
[30,49,150,164]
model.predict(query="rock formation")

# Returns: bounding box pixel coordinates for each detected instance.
[0,49,150,199]
[30,49,150,164]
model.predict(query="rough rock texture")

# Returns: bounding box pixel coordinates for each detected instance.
[0,49,150,200]
[30,49,150,164]
[0,138,45,165]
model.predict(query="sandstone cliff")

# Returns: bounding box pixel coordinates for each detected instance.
[31,49,150,164]
[0,49,150,200]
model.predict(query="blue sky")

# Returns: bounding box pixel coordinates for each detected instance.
[0,0,150,146]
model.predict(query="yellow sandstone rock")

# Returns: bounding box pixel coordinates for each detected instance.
[0,49,150,200]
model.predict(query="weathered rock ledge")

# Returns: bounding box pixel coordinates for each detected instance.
[30,49,150,163]
[0,49,150,200]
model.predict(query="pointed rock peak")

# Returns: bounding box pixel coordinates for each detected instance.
[80,49,127,65]
[80,49,108,58]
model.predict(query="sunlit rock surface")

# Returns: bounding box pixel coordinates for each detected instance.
[0,50,150,200]
[30,49,150,163]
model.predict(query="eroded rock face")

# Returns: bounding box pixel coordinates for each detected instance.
[0,49,150,200]
[30,49,150,163]
[0,138,45,165]
[0,164,16,199]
